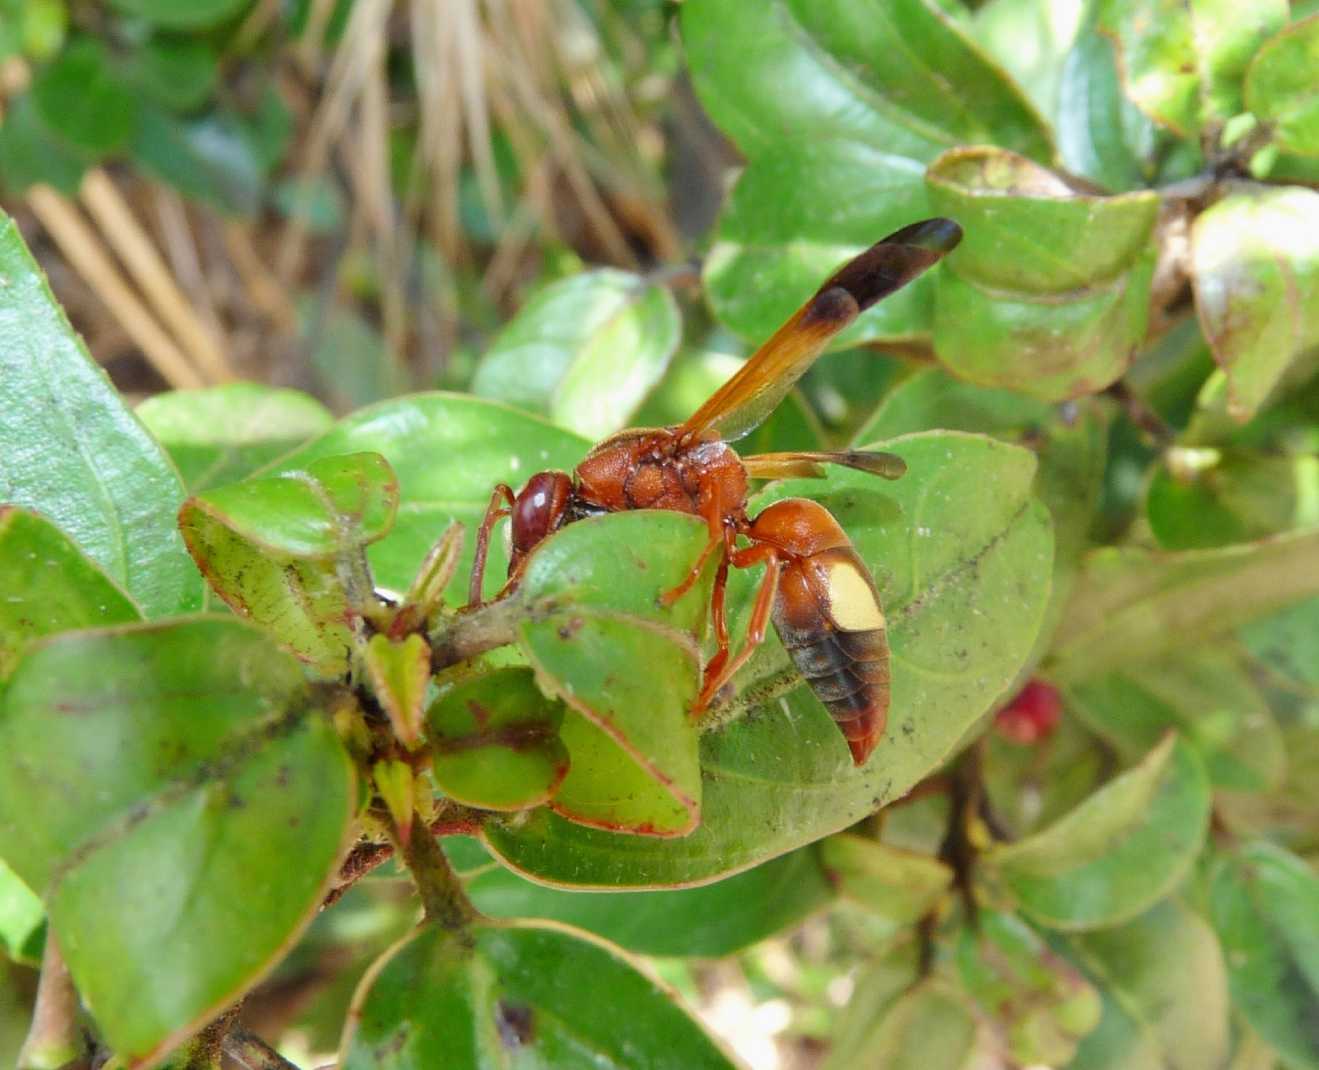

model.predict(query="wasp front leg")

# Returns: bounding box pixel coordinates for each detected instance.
[693,541,783,714]
[468,483,515,607]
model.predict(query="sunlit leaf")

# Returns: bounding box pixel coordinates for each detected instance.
[1245,15,1319,157]
[820,834,952,922]
[473,270,680,440]
[0,212,201,617]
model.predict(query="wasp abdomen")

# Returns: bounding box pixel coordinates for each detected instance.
[770,544,891,765]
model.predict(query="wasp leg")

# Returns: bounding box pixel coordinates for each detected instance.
[696,525,738,688]
[468,483,516,607]
[659,489,728,607]
[693,541,783,714]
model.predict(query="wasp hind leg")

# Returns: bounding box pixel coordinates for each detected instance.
[692,541,783,715]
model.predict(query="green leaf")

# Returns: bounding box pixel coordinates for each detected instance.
[107,0,250,30]
[427,668,569,811]
[179,453,397,675]
[823,979,977,1070]
[127,36,218,113]
[341,920,736,1069]
[681,0,1051,162]
[484,432,1054,885]
[971,0,1083,121]
[0,856,43,965]
[183,452,398,559]
[1211,842,1319,1069]
[135,383,335,493]
[1050,528,1319,680]
[1245,15,1319,157]
[31,37,138,155]
[1068,899,1230,1070]
[826,939,924,1069]
[1057,25,1162,191]
[819,834,952,922]
[300,298,408,410]
[927,147,1158,400]
[131,107,263,216]
[0,212,201,617]
[856,365,1055,444]
[473,270,680,439]
[269,394,589,598]
[514,512,711,836]
[0,619,355,1068]
[956,910,1101,1067]
[459,842,833,956]
[1190,185,1319,421]
[983,735,1211,929]
[366,633,430,749]
[0,507,141,679]
[1148,449,1319,548]
[0,93,88,195]
[1066,647,1285,793]
[703,141,936,346]
[1191,0,1290,121]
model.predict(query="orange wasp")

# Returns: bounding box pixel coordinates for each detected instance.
[468,219,962,764]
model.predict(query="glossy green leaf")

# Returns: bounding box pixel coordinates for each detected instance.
[681,0,1051,162]
[472,270,680,439]
[131,107,264,217]
[184,452,398,559]
[427,668,568,811]
[367,633,430,748]
[484,432,1054,886]
[460,842,832,956]
[514,512,711,836]
[1190,185,1319,421]
[127,36,218,113]
[0,212,201,618]
[703,141,936,346]
[269,393,588,598]
[0,619,355,1068]
[1057,25,1161,191]
[0,507,140,679]
[1211,842,1319,1068]
[972,0,1083,121]
[1066,647,1284,792]
[1068,899,1230,1070]
[136,383,334,493]
[819,834,952,922]
[1245,15,1319,157]
[1050,528,1319,680]
[0,856,42,964]
[824,979,977,1070]
[1149,450,1319,549]
[927,147,1158,400]
[983,735,1211,929]
[107,0,249,30]
[856,366,1055,444]
[341,920,736,1070]
[31,37,138,155]
[956,910,1101,1067]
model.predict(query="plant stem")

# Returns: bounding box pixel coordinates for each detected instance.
[224,1029,302,1070]
[17,935,83,1070]
[398,813,479,930]
[429,596,523,670]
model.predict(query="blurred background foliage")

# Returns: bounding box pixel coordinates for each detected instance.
[2,0,1319,1068]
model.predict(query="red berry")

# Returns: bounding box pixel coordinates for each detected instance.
[995,680,1062,744]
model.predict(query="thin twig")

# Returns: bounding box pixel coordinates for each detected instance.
[429,596,523,670]
[397,813,479,930]
[224,1028,301,1070]
[79,170,235,383]
[26,185,205,388]
[17,935,83,1070]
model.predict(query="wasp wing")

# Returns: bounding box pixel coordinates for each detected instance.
[679,218,962,444]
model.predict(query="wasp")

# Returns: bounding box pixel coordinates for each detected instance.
[468,219,962,764]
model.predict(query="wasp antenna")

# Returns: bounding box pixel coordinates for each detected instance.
[883,217,963,254]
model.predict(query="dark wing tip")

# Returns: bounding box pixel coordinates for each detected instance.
[882,216,963,254]
[815,217,963,313]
